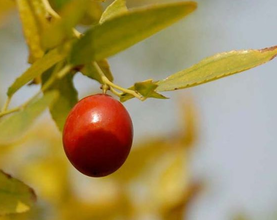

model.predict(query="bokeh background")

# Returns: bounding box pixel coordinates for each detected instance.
[1,0,277,219]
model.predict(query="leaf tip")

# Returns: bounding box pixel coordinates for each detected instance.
[180,1,198,11]
[260,45,277,60]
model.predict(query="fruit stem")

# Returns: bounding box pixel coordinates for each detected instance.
[110,87,121,97]
[101,84,110,94]
[92,62,145,101]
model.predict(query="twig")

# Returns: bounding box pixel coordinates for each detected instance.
[0,65,72,118]
[92,62,145,101]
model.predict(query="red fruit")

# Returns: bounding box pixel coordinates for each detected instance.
[63,94,133,177]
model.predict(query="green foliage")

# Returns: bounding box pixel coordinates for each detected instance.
[99,0,127,24]
[42,69,78,131]
[7,49,65,97]
[0,99,199,219]
[0,0,277,216]
[0,92,58,144]
[16,0,49,63]
[41,0,89,50]
[156,46,277,91]
[69,2,197,64]
[0,171,36,215]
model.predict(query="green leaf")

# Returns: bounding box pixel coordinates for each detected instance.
[120,79,167,102]
[99,0,127,24]
[0,170,36,215]
[42,0,89,50]
[16,0,49,63]
[0,92,58,144]
[81,59,114,83]
[42,70,78,131]
[156,46,277,92]
[7,49,66,97]
[69,1,197,65]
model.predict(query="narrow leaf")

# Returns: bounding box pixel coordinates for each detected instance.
[7,49,66,97]
[70,1,197,65]
[16,0,49,63]
[0,91,58,144]
[0,170,36,215]
[156,46,277,92]
[42,70,78,131]
[99,0,127,24]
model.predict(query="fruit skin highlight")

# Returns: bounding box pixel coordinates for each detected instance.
[63,94,133,177]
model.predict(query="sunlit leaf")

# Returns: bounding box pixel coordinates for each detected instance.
[0,92,58,144]
[42,69,78,131]
[156,46,277,92]
[42,0,89,50]
[120,79,167,102]
[7,49,66,97]
[100,0,127,24]
[16,0,49,63]
[70,1,197,64]
[0,170,36,215]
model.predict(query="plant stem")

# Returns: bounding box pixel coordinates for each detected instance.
[43,0,60,19]
[0,65,72,118]
[43,1,142,101]
[110,87,122,97]
[0,107,20,118]
[92,62,145,101]
[1,97,11,112]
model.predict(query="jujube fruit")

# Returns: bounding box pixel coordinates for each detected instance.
[62,94,133,177]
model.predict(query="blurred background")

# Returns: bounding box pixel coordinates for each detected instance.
[0,0,277,220]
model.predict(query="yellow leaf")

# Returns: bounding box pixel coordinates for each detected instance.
[16,0,49,63]
[0,171,36,215]
[0,92,58,144]
[70,1,197,64]
[156,46,277,91]
[7,48,66,97]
